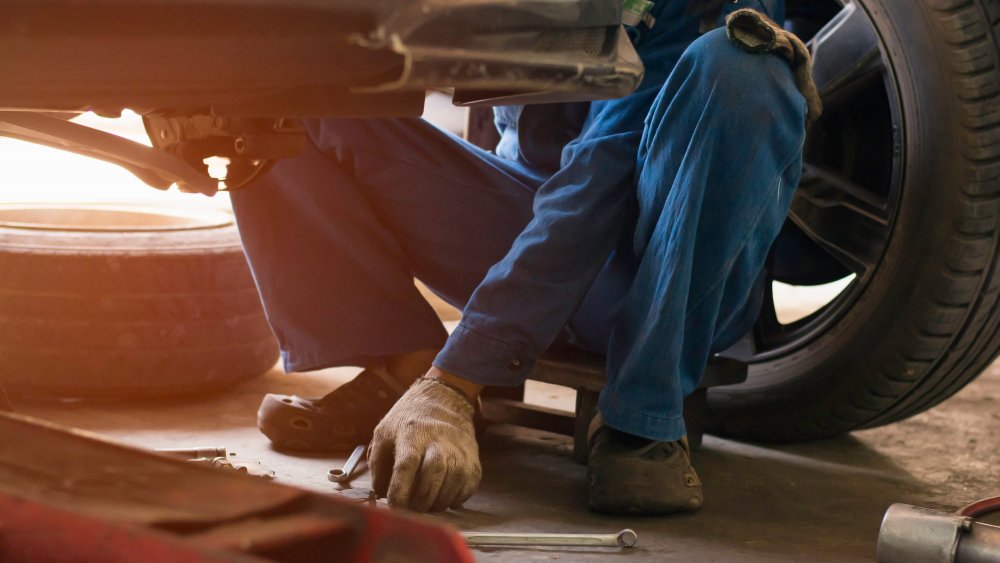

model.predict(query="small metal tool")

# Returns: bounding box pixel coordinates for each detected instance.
[186,456,249,474]
[461,528,638,548]
[328,444,367,484]
[156,446,228,459]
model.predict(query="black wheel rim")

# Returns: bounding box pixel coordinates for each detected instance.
[750,0,905,362]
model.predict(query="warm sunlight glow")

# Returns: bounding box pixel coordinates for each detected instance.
[0,112,231,211]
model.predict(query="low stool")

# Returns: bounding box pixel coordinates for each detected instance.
[480,348,747,463]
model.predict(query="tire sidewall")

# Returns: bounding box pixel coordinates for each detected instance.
[709,0,971,429]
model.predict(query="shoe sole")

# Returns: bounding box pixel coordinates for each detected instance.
[587,458,703,515]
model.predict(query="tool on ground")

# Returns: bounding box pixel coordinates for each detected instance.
[461,528,637,548]
[878,501,1000,562]
[187,456,250,474]
[156,447,274,479]
[184,456,276,480]
[156,446,228,459]
[329,444,367,484]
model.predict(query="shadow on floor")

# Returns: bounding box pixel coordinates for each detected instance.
[447,424,930,562]
[11,365,350,433]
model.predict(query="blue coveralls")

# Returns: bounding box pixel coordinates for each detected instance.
[231,0,806,442]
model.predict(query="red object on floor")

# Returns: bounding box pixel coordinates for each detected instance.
[0,411,474,563]
[958,495,1000,519]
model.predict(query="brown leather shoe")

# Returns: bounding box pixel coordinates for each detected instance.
[587,414,704,515]
[257,367,404,452]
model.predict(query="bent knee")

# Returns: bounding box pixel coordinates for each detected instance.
[681,28,802,106]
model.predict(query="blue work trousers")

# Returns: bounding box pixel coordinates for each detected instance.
[231,25,807,442]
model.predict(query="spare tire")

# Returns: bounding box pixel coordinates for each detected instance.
[0,203,279,399]
[706,0,1000,441]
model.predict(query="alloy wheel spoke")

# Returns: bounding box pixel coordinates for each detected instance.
[789,164,891,277]
[747,0,903,361]
[809,1,885,108]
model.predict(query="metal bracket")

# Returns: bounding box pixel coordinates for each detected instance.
[0,112,219,195]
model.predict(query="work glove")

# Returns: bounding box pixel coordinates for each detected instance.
[369,377,481,512]
[725,8,823,124]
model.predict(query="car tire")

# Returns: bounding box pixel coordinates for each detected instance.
[0,203,279,399]
[706,0,1000,441]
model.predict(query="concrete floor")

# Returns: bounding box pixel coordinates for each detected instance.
[15,358,1000,562]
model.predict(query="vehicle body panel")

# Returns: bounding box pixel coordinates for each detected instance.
[0,0,642,117]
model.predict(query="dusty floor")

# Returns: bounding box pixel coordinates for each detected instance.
[14,358,1000,562]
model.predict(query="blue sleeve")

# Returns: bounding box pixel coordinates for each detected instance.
[434,12,706,385]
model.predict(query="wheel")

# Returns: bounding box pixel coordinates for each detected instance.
[706,0,1000,441]
[0,203,279,399]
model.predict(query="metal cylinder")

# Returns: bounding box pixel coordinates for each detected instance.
[956,521,1000,563]
[877,503,1000,563]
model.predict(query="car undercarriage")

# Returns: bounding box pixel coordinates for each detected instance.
[0,0,641,192]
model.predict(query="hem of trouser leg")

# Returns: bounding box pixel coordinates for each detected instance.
[281,337,446,374]
[434,324,534,387]
[598,392,688,442]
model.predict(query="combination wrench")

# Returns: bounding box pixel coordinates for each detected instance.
[328,444,367,484]
[461,528,638,548]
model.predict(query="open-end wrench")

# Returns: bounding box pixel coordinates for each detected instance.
[461,528,638,548]
[328,444,367,484]
[156,446,228,459]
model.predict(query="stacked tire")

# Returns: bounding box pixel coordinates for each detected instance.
[0,204,278,399]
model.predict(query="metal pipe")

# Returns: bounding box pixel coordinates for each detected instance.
[877,503,1000,563]
[956,521,1000,563]
[461,528,637,548]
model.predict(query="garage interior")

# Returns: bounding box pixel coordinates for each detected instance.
[2,99,999,562]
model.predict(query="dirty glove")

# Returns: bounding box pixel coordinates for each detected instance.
[369,377,481,512]
[726,8,823,124]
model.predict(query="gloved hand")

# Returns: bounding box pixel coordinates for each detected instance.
[725,8,823,124]
[369,377,481,512]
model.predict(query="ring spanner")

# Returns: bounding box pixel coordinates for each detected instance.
[328,444,367,484]
[461,528,638,548]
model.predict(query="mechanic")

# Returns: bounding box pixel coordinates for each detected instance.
[232,1,819,514]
